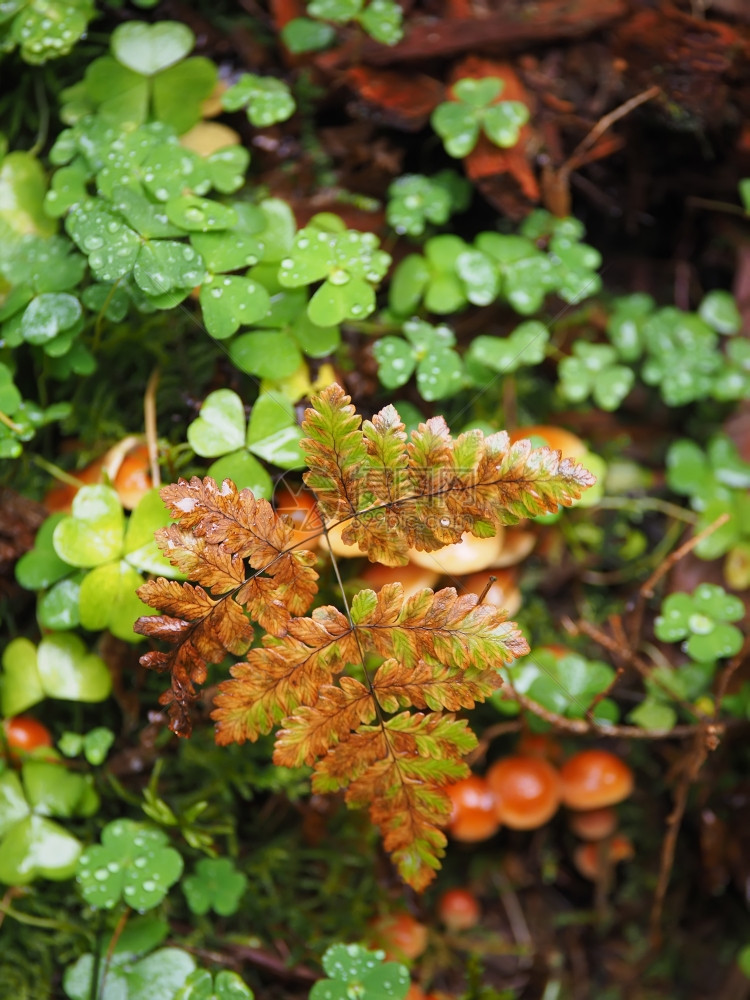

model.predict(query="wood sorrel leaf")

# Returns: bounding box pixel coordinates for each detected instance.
[112,21,195,76]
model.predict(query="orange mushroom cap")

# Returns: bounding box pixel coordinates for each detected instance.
[486,755,562,829]
[573,834,634,880]
[446,774,500,842]
[567,806,618,841]
[113,442,153,510]
[560,749,634,810]
[369,912,428,961]
[516,731,563,764]
[407,529,506,576]
[359,560,439,599]
[508,425,587,459]
[274,485,323,550]
[437,888,481,931]
[460,568,521,616]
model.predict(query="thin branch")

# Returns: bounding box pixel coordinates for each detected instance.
[628,511,731,647]
[649,731,709,941]
[562,86,661,174]
[144,367,161,489]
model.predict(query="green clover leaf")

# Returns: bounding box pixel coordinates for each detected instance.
[112,21,194,75]
[281,17,336,53]
[306,0,403,44]
[1,633,111,715]
[59,727,116,766]
[698,290,741,335]
[0,150,56,246]
[77,818,184,911]
[666,435,750,510]
[53,484,125,566]
[222,74,296,127]
[548,234,602,303]
[278,224,390,324]
[310,944,410,1000]
[558,342,634,411]
[182,857,248,916]
[176,969,254,1000]
[713,338,750,401]
[188,389,304,491]
[5,0,95,65]
[431,77,529,158]
[655,584,744,661]
[606,293,655,361]
[496,649,616,723]
[64,947,196,1000]
[640,307,721,406]
[15,514,70,591]
[465,320,549,383]
[46,485,180,640]
[474,232,556,315]
[374,320,464,400]
[386,174,452,237]
[357,0,403,44]
[0,761,99,885]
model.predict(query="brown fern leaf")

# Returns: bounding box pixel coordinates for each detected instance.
[300,386,595,566]
[136,580,253,737]
[157,478,319,607]
[301,384,367,522]
[135,477,319,736]
[273,677,376,768]
[372,657,500,713]
[211,606,361,745]
[314,712,475,890]
[352,583,529,669]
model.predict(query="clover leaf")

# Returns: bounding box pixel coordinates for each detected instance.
[182,857,248,917]
[222,74,296,127]
[44,485,182,641]
[281,17,336,53]
[188,389,304,493]
[666,435,750,510]
[1,633,111,716]
[473,232,556,315]
[558,342,634,411]
[73,21,217,133]
[77,818,184,911]
[713,338,750,401]
[389,235,478,316]
[3,0,95,64]
[655,584,744,662]
[0,152,57,242]
[59,726,116,766]
[64,947,195,1000]
[386,174,452,237]
[374,320,464,400]
[278,222,390,325]
[699,290,741,335]
[112,21,194,75]
[640,307,721,406]
[310,944,410,1000]
[628,661,716,732]
[306,0,403,45]
[465,320,549,383]
[176,970,254,1000]
[431,77,529,158]
[0,761,98,884]
[495,649,617,724]
[606,293,655,361]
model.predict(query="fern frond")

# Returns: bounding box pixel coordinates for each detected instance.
[136,384,596,886]
[301,385,595,566]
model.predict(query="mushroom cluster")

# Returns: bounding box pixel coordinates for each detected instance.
[445,746,634,881]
